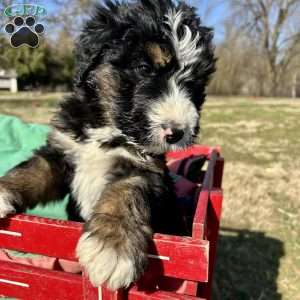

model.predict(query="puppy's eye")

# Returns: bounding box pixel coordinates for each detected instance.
[185,81,194,88]
[135,63,152,74]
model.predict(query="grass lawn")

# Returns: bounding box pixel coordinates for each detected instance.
[199,96,300,300]
[0,92,65,124]
[0,92,299,299]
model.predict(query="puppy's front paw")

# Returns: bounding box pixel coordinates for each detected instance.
[76,229,150,290]
[0,187,17,218]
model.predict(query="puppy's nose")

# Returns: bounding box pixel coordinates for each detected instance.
[165,128,184,144]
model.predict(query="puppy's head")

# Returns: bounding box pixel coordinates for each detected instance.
[75,0,215,154]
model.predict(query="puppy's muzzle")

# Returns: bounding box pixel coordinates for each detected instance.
[161,126,184,144]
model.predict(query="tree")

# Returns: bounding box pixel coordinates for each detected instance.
[2,43,48,89]
[229,0,300,96]
[208,20,270,96]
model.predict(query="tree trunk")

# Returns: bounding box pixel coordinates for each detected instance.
[292,73,298,98]
[270,69,279,97]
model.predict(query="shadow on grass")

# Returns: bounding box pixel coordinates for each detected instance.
[214,227,284,300]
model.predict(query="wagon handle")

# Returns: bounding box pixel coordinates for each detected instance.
[192,150,219,240]
[202,150,219,191]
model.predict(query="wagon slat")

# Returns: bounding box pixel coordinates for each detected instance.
[0,145,224,299]
[0,215,209,282]
[0,260,83,300]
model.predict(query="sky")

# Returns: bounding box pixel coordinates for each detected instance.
[46,0,229,40]
[194,0,228,41]
[2,0,228,42]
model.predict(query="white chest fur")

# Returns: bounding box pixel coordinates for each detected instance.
[72,142,142,220]
[71,142,112,220]
[50,127,143,220]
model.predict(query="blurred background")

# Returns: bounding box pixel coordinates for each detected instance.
[0,0,299,299]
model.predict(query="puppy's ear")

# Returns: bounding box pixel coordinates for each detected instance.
[176,1,216,84]
[74,2,118,87]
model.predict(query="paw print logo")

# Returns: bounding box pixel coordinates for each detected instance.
[4,16,44,48]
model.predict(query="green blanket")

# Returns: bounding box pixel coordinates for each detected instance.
[0,115,69,220]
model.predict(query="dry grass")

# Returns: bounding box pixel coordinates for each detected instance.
[0,93,64,124]
[200,96,300,300]
[0,93,299,299]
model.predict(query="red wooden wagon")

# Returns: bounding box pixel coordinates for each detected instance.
[0,145,224,300]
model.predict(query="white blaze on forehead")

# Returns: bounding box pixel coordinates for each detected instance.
[148,78,199,154]
[149,79,198,128]
[147,9,201,139]
[165,9,202,81]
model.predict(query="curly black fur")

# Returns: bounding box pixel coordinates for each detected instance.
[55,0,215,146]
[0,0,215,290]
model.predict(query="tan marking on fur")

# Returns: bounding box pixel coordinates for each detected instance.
[0,155,65,210]
[90,176,151,231]
[77,176,152,290]
[145,43,172,68]
[95,64,120,125]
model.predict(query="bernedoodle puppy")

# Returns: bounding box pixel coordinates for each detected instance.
[0,0,215,291]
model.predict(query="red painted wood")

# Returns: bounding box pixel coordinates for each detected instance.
[166,145,220,161]
[101,286,125,300]
[0,217,209,282]
[82,272,98,300]
[183,281,198,296]
[0,214,82,260]
[155,278,198,296]
[192,190,209,240]
[213,158,224,189]
[0,260,82,300]
[192,150,218,240]
[147,235,209,282]
[198,189,223,300]
[82,274,125,300]
[128,286,205,300]
[0,145,224,300]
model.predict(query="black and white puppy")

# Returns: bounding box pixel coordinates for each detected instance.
[0,0,215,290]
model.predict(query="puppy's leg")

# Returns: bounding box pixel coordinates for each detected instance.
[76,176,153,290]
[0,145,68,217]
